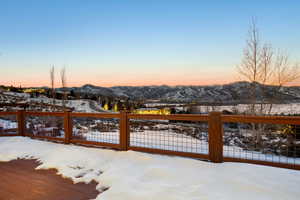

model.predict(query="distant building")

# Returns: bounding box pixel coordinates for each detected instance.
[23,88,46,93]
[133,108,170,115]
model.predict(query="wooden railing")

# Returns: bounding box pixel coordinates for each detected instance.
[0,111,299,170]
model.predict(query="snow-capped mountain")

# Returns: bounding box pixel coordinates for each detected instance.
[61,82,300,103]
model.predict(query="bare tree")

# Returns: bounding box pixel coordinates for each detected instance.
[50,66,55,108]
[237,20,299,115]
[237,19,300,147]
[237,19,262,114]
[237,20,261,83]
[60,67,67,110]
[273,51,300,87]
[258,44,273,115]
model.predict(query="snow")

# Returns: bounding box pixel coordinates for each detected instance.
[75,129,300,164]
[0,119,17,129]
[77,131,119,144]
[29,97,105,113]
[0,92,108,113]
[145,103,300,115]
[1,136,300,200]
[195,103,300,115]
[65,100,102,113]
[77,130,208,153]
[223,148,300,164]
[3,92,30,98]
[130,130,208,153]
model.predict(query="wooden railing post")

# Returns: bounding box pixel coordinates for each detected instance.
[17,110,25,136]
[64,111,72,144]
[208,112,223,163]
[120,110,129,151]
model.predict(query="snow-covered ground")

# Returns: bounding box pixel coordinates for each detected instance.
[146,103,300,115]
[0,92,107,113]
[0,137,300,200]
[76,130,209,153]
[29,97,106,113]
[3,92,30,98]
[77,129,300,165]
[199,103,300,115]
[0,119,17,129]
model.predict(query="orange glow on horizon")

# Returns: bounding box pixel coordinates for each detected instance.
[2,71,300,87]
[1,79,236,88]
[1,70,237,87]
[2,78,300,88]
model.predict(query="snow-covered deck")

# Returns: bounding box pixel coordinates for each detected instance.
[0,137,299,200]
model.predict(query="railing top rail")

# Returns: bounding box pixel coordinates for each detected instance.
[222,115,300,125]
[0,111,18,115]
[128,114,209,121]
[70,112,121,118]
[1,110,300,124]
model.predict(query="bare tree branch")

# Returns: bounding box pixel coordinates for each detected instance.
[60,67,67,110]
[50,66,55,108]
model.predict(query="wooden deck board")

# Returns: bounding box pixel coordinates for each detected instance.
[0,159,100,200]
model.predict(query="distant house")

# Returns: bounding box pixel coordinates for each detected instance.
[23,88,46,93]
[133,108,170,115]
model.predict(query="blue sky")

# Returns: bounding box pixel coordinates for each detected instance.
[0,0,299,87]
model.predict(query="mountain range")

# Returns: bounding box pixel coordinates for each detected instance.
[56,82,300,103]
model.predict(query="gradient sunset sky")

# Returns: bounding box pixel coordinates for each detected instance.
[0,0,299,87]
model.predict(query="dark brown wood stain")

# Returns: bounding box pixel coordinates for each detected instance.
[0,159,100,200]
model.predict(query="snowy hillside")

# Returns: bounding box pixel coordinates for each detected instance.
[62,82,300,103]
[0,137,300,200]
[189,103,300,115]
[29,97,106,113]
[0,92,107,113]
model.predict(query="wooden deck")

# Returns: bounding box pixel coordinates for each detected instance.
[0,159,100,200]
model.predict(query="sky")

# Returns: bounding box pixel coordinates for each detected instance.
[0,0,299,87]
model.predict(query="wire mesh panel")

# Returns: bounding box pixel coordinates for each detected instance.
[72,117,120,144]
[129,119,208,154]
[25,115,64,138]
[223,122,300,165]
[0,114,17,135]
